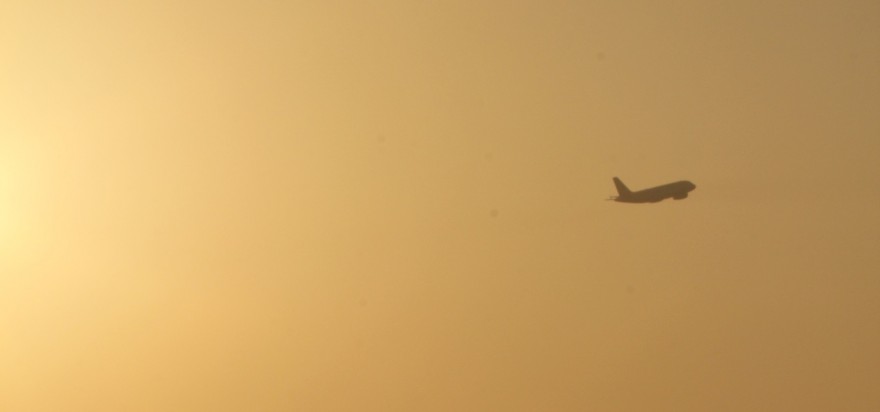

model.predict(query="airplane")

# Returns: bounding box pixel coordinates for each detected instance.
[608,177,696,203]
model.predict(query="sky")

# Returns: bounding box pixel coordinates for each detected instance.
[2,1,879,411]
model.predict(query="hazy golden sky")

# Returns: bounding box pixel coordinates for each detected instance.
[2,1,879,411]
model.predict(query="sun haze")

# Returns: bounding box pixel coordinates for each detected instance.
[2,1,879,411]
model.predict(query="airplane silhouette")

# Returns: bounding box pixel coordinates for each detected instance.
[609,177,696,203]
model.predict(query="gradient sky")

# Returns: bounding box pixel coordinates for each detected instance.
[2,1,879,411]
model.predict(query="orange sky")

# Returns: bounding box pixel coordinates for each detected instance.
[2,1,879,411]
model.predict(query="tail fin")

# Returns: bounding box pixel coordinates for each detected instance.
[613,177,631,196]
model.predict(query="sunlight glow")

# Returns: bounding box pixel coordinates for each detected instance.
[0,137,37,265]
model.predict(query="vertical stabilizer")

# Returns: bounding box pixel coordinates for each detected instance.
[613,177,631,196]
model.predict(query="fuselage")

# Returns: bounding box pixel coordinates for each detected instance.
[614,180,696,203]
